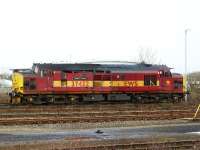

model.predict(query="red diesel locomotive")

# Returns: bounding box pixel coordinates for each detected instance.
[10,62,186,104]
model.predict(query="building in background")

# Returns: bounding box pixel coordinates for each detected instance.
[0,74,12,93]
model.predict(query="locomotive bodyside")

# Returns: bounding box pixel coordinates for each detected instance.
[10,63,186,104]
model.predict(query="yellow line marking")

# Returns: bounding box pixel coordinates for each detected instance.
[193,104,200,119]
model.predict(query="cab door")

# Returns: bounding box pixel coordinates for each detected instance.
[144,74,158,92]
[160,71,173,92]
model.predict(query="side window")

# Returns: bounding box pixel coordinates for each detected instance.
[61,72,66,80]
[165,71,172,77]
[24,80,30,90]
[159,70,164,77]
[24,79,36,90]
[43,70,48,76]
[30,79,36,90]
[174,81,182,89]
[144,75,157,86]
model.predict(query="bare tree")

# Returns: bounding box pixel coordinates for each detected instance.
[137,47,161,64]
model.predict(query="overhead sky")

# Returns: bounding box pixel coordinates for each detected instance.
[0,0,199,73]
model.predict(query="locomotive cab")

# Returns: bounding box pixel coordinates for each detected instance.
[172,73,185,100]
[159,70,173,89]
[10,69,33,104]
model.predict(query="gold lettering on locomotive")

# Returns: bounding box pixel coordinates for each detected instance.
[124,81,128,86]
[128,81,137,87]
[70,81,90,87]
[123,81,138,87]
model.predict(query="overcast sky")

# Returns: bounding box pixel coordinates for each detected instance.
[0,0,199,73]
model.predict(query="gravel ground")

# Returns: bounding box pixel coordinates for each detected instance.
[0,94,9,104]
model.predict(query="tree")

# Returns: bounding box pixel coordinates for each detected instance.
[137,47,161,64]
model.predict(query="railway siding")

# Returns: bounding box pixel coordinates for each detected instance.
[0,109,197,125]
[0,103,198,125]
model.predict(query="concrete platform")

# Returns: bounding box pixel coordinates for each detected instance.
[0,122,200,144]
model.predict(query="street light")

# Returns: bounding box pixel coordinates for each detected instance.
[185,28,190,102]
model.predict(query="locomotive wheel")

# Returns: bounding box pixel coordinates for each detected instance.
[78,96,84,103]
[136,96,142,103]
[154,96,160,103]
[31,97,46,105]
[52,96,68,104]
[68,95,80,105]
[103,94,108,101]
[130,95,136,103]
[21,98,28,105]
[11,97,21,104]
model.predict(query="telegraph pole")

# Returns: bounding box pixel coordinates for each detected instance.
[185,29,190,102]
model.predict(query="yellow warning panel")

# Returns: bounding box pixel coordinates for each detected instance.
[12,72,24,93]
[183,76,187,93]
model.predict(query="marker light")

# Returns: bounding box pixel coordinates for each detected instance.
[166,80,170,85]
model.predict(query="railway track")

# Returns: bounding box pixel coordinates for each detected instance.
[0,102,197,113]
[1,137,200,150]
[61,139,200,150]
[0,102,198,125]
[0,109,196,125]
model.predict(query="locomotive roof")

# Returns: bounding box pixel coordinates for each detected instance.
[12,69,33,74]
[32,63,171,72]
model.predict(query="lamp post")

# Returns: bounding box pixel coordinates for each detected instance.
[185,29,190,102]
